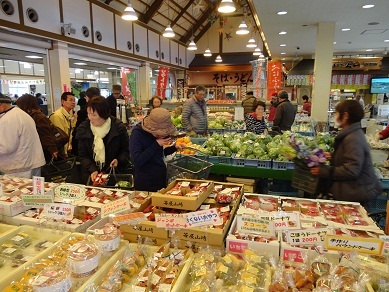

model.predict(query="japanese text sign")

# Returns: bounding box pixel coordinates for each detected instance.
[236,215,275,236]
[186,208,222,228]
[282,248,305,263]
[155,213,188,229]
[228,240,248,254]
[113,212,148,226]
[325,235,383,255]
[157,67,169,99]
[54,185,85,202]
[33,176,45,195]
[287,228,329,246]
[267,61,282,98]
[43,203,74,220]
[257,211,301,230]
[22,194,54,208]
[101,196,131,218]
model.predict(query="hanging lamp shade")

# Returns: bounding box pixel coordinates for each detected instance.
[215,55,222,62]
[236,20,249,35]
[187,39,197,50]
[253,47,262,55]
[246,37,256,48]
[122,2,138,21]
[218,0,236,13]
[204,48,212,56]
[163,24,175,38]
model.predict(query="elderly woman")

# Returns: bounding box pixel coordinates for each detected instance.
[129,108,180,191]
[16,94,59,162]
[147,96,163,114]
[245,100,268,134]
[76,96,130,183]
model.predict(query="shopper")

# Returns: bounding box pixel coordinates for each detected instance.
[129,108,180,191]
[311,100,381,204]
[356,95,365,109]
[36,93,44,105]
[0,93,45,178]
[106,84,123,117]
[147,96,163,114]
[72,87,100,155]
[241,91,257,116]
[76,96,130,184]
[77,91,87,108]
[268,92,278,122]
[273,90,296,131]
[50,92,77,156]
[245,100,268,135]
[302,95,312,116]
[182,85,208,137]
[16,94,60,163]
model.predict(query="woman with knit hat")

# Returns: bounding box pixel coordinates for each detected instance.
[129,108,181,191]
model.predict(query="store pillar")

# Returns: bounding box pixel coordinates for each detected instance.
[46,41,71,111]
[311,22,335,123]
[139,62,151,107]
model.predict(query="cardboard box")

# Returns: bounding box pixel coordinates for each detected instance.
[226,177,258,193]
[120,220,170,239]
[151,179,214,210]
[0,200,29,217]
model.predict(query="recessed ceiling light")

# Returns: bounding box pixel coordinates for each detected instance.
[279,31,287,35]
[342,28,350,31]
[280,44,286,47]
[25,55,42,59]
[281,52,286,55]
[366,49,373,51]
[385,40,389,42]
[362,4,374,8]
[277,11,287,15]
[281,58,286,60]
[333,41,337,44]
[107,67,118,70]
[74,62,87,65]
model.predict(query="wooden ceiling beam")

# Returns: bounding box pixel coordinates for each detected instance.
[140,0,164,23]
[180,6,212,44]
[171,0,194,28]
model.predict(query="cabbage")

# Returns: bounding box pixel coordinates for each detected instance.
[217,147,232,157]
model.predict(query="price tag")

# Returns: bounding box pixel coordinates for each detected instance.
[21,194,54,207]
[286,228,329,246]
[236,215,275,236]
[186,208,222,228]
[228,240,248,253]
[282,248,305,263]
[155,213,188,229]
[33,176,45,195]
[379,235,389,255]
[325,234,383,255]
[54,184,86,202]
[257,211,300,230]
[0,182,3,197]
[101,196,131,218]
[43,203,74,220]
[112,212,148,225]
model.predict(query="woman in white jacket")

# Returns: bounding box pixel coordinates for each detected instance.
[0,94,45,178]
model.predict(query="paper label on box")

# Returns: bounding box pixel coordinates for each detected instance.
[237,215,275,236]
[256,212,301,230]
[138,192,148,198]
[0,195,9,201]
[101,196,131,218]
[3,247,17,254]
[151,274,161,285]
[200,182,209,187]
[104,190,113,195]
[87,207,98,214]
[44,203,74,220]
[228,241,248,253]
[170,190,180,195]
[200,205,210,210]
[214,185,223,190]
[186,208,222,228]
[187,191,200,197]
[220,206,230,212]
[181,181,190,187]
[220,188,232,195]
[155,213,188,229]
[91,188,99,194]
[33,176,45,195]
[90,197,100,202]
[231,187,240,191]
[21,188,30,194]
[325,235,383,255]
[115,192,125,198]
[158,284,172,292]
[113,212,148,225]
[22,194,54,208]
[103,199,111,204]
[11,196,21,202]
[71,218,82,224]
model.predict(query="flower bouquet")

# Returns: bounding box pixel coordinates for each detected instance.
[288,134,328,168]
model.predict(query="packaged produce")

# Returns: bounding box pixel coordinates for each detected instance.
[97,260,123,291]
[93,172,109,186]
[0,242,21,258]
[66,240,100,277]
[94,223,120,252]
[30,266,72,292]
[310,249,332,281]
[165,181,209,197]
[11,232,32,247]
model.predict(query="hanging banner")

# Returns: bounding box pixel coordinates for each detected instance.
[157,67,169,99]
[250,59,267,100]
[177,79,184,100]
[121,68,136,104]
[267,61,282,99]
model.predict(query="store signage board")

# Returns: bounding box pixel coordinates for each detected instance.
[112,212,147,226]
[325,234,383,255]
[54,184,85,202]
[155,213,188,229]
[236,215,275,236]
[186,208,222,228]
[21,194,54,208]
[43,203,74,220]
[33,176,45,195]
[101,196,131,218]
[286,228,329,246]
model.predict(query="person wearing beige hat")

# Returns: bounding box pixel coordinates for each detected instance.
[129,108,181,191]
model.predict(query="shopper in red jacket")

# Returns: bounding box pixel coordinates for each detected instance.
[376,125,389,141]
[268,92,278,122]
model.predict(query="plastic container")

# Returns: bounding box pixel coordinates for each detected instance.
[31,266,72,292]
[66,241,100,277]
[272,160,295,170]
[291,160,319,194]
[245,158,272,169]
[94,223,120,253]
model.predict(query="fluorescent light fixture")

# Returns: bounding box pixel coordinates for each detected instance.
[187,39,197,50]
[218,0,236,13]
[279,31,287,35]
[23,63,31,69]
[253,47,261,55]
[25,55,42,59]
[277,11,287,15]
[281,52,286,55]
[122,2,138,21]
[236,20,249,35]
[280,44,286,47]
[384,40,389,42]
[215,55,222,62]
[94,71,99,75]
[362,4,374,8]
[74,62,87,65]
[163,24,175,38]
[75,69,83,73]
[246,37,256,48]
[342,28,350,31]
[366,49,373,51]
[334,41,337,44]
[107,67,118,70]
[204,48,212,57]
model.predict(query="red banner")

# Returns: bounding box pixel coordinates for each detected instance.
[267,61,282,99]
[121,67,133,102]
[157,67,169,99]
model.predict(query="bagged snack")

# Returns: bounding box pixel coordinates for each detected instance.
[94,223,120,253]
[98,260,123,291]
[310,247,332,281]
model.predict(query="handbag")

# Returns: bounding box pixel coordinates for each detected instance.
[50,123,69,149]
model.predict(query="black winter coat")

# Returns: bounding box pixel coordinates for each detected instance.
[76,117,130,183]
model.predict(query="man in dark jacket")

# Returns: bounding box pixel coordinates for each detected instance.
[106,84,123,117]
[182,85,208,136]
[273,90,296,131]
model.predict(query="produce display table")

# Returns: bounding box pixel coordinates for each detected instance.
[210,164,294,180]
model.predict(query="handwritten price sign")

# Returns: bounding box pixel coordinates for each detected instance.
[155,213,188,229]
[186,208,222,228]
[54,184,85,202]
[287,228,329,246]
[101,196,131,218]
[44,203,74,220]
[113,212,147,225]
[236,215,275,236]
[325,234,383,255]
[22,194,54,207]
[33,176,45,195]
[257,211,301,230]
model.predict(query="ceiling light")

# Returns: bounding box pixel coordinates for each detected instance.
[236,20,249,35]
[281,52,286,55]
[342,28,350,31]
[122,1,138,21]
[75,69,83,73]
[385,40,389,42]
[366,49,373,51]
[246,37,256,48]
[163,24,175,38]
[279,31,287,35]
[253,47,261,55]
[187,39,197,50]
[281,58,286,60]
[333,41,337,44]
[280,44,286,47]
[215,55,222,62]
[74,62,87,65]
[362,4,374,8]
[277,11,287,15]
[25,55,42,59]
[107,67,118,70]
[23,63,31,69]
[204,48,212,57]
[94,71,99,75]
[218,0,236,13]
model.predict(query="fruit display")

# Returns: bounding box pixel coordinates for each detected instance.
[175,136,202,155]
[165,180,210,197]
[208,116,246,130]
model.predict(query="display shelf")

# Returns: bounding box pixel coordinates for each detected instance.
[0,223,18,237]
[210,164,294,180]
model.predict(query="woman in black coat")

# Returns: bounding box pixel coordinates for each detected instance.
[76,96,130,184]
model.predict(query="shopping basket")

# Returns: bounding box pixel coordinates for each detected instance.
[166,156,213,184]
[291,159,320,195]
[41,157,76,183]
[87,167,134,190]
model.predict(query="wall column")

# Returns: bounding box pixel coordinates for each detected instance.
[311,22,335,122]
[138,62,150,106]
[46,41,70,111]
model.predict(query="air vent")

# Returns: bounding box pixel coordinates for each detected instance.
[82,26,89,37]
[135,44,140,53]
[175,57,178,64]
[1,0,14,16]
[179,58,182,65]
[95,30,102,41]
[127,41,132,50]
[26,8,38,23]
[161,52,164,60]
[156,50,159,58]
[361,29,388,35]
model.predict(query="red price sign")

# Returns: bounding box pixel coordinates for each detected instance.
[228,240,248,254]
